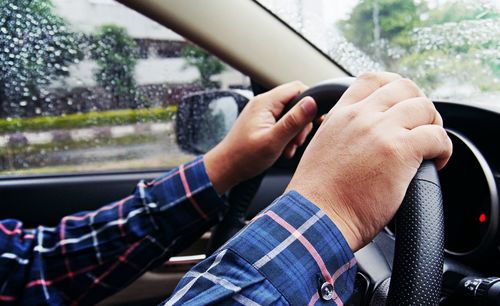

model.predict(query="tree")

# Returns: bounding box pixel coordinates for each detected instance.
[338,0,423,65]
[339,0,500,94]
[424,1,499,25]
[0,0,83,118]
[181,45,225,88]
[91,25,143,109]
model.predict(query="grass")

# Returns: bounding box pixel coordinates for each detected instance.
[0,106,177,134]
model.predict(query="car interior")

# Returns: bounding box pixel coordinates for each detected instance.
[1,0,499,305]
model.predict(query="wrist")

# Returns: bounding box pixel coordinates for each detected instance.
[320,204,364,252]
[285,185,364,252]
[204,142,241,195]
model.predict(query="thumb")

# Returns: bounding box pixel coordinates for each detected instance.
[272,96,317,146]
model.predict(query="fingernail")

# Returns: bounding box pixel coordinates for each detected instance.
[288,146,297,159]
[301,97,317,117]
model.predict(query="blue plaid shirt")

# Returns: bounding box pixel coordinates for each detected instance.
[0,157,357,305]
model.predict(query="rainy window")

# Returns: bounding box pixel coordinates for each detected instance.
[257,0,500,104]
[0,0,250,176]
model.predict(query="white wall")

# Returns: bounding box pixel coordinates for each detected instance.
[50,0,250,89]
[53,0,183,40]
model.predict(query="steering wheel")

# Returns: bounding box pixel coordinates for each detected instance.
[208,79,444,305]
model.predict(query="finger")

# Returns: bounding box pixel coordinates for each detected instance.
[259,81,308,117]
[336,72,402,108]
[317,115,326,124]
[406,125,453,170]
[272,96,317,145]
[283,143,298,159]
[363,78,425,111]
[384,97,442,129]
[292,122,313,146]
[435,111,443,127]
[283,122,313,159]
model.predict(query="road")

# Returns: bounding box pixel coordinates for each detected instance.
[1,136,192,175]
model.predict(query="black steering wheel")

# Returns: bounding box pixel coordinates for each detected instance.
[208,79,444,305]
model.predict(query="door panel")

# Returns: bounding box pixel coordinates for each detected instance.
[0,171,161,227]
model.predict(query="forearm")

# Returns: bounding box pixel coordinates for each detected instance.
[0,156,227,305]
[163,191,357,305]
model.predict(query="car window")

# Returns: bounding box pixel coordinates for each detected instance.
[257,0,500,105]
[0,0,250,177]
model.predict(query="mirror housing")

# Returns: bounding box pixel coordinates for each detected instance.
[176,90,250,154]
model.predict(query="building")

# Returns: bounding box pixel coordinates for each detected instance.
[52,0,248,89]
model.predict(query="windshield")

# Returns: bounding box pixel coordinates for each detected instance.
[257,0,500,105]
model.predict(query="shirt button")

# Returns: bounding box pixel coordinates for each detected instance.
[320,282,334,301]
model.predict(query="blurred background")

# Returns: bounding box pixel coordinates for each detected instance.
[0,0,498,176]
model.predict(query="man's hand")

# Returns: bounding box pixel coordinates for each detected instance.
[205,81,317,194]
[286,72,453,252]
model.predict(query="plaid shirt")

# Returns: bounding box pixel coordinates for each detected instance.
[1,157,357,305]
[0,157,226,305]
[162,191,358,305]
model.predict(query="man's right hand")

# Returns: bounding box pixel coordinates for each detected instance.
[286,72,453,252]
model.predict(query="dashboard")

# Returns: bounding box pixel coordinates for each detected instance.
[433,101,500,274]
[439,130,497,257]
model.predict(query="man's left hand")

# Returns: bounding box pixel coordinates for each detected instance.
[205,81,317,194]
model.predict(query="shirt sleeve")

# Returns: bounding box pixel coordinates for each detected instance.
[162,190,358,306]
[0,156,227,306]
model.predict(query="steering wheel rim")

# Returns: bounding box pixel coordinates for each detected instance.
[209,78,444,305]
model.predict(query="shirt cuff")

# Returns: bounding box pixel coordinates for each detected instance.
[148,156,227,222]
[224,190,357,305]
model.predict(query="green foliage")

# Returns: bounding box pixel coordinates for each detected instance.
[339,0,500,93]
[425,1,500,25]
[0,106,177,133]
[91,25,144,109]
[0,0,83,117]
[181,45,225,87]
[339,0,422,62]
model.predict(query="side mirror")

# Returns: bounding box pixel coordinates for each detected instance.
[176,90,250,154]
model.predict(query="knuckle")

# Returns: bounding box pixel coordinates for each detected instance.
[418,97,436,116]
[429,127,448,152]
[357,116,374,134]
[423,98,437,113]
[340,106,360,122]
[437,127,449,144]
[386,72,403,79]
[399,78,421,96]
[358,72,402,86]
[419,97,434,108]
[284,112,301,131]
[377,134,399,156]
[435,111,444,126]
[373,128,409,157]
[247,133,261,147]
[374,90,391,105]
[358,72,380,83]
